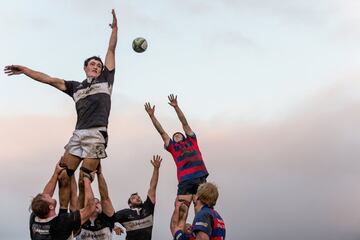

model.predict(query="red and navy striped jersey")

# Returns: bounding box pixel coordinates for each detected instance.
[165,133,208,183]
[192,206,226,240]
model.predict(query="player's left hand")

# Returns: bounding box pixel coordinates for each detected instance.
[168,94,178,107]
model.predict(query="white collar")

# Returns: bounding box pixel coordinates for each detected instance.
[132,208,142,215]
[35,215,56,223]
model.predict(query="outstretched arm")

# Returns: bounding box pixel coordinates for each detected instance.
[147,155,162,204]
[171,202,191,238]
[97,163,115,217]
[145,102,171,146]
[80,176,96,225]
[4,65,66,91]
[42,159,64,196]
[168,94,194,136]
[105,9,118,71]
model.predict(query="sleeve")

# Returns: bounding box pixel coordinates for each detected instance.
[101,212,116,228]
[144,196,155,214]
[103,66,115,86]
[174,230,190,240]
[29,213,35,239]
[186,132,196,140]
[114,209,127,224]
[56,211,81,234]
[165,139,174,152]
[192,211,212,238]
[63,80,79,97]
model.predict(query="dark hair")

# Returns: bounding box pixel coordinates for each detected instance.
[172,132,185,142]
[84,56,104,69]
[128,192,138,205]
[31,194,50,218]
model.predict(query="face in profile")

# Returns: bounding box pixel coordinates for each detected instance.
[173,132,185,143]
[84,59,102,79]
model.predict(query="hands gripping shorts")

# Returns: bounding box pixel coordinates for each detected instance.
[64,127,108,159]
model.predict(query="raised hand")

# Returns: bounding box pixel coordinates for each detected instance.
[109,9,117,29]
[168,94,178,107]
[144,102,155,116]
[4,65,25,76]
[151,155,162,169]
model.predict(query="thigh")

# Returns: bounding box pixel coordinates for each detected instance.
[62,151,82,170]
[81,158,100,171]
[81,128,107,159]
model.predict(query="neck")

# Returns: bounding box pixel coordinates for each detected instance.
[194,202,204,214]
[90,212,99,220]
[43,210,56,220]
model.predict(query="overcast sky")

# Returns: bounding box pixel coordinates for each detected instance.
[1,0,360,239]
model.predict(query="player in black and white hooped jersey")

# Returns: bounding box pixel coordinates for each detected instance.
[114,155,162,240]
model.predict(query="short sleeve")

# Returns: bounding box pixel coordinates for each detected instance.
[52,211,81,239]
[192,211,212,238]
[103,66,115,86]
[100,212,115,228]
[165,139,174,152]
[63,80,80,97]
[143,196,155,214]
[114,209,127,224]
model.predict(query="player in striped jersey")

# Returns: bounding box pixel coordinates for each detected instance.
[145,94,209,206]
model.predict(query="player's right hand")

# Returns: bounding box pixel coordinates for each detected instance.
[4,65,24,76]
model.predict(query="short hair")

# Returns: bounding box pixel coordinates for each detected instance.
[196,182,219,208]
[84,56,103,69]
[31,194,50,218]
[172,132,185,142]
[128,192,138,205]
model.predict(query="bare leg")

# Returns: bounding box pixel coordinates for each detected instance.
[58,152,82,210]
[177,194,193,206]
[69,175,79,212]
[78,158,100,208]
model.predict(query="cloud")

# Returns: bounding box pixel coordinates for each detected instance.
[1,77,360,239]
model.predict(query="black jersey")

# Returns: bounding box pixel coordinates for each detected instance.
[63,67,115,130]
[76,213,115,240]
[29,211,80,240]
[115,196,155,240]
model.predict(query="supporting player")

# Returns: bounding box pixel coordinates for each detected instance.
[5,9,118,211]
[114,155,162,240]
[144,94,208,205]
[172,182,226,240]
[29,160,96,240]
[76,163,118,240]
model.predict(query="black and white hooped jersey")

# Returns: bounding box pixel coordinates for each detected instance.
[76,213,115,240]
[29,211,80,240]
[115,196,155,240]
[63,67,115,130]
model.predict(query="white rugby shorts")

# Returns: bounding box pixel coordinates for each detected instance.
[64,127,108,159]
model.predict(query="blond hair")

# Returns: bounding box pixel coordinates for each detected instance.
[196,182,219,207]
